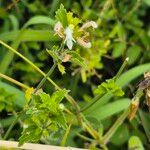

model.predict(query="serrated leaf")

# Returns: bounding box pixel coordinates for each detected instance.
[55,4,68,27]
[51,89,68,104]
[94,79,124,97]
[46,48,60,63]
[52,113,67,129]
[58,63,66,75]
[67,51,86,67]
[18,125,42,146]
[67,12,81,27]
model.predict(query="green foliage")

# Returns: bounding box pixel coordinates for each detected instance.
[127,45,142,65]
[66,50,86,67]
[112,42,126,58]
[19,125,42,146]
[128,136,144,150]
[0,88,15,112]
[55,4,68,27]
[19,89,68,146]
[94,79,124,97]
[110,124,129,146]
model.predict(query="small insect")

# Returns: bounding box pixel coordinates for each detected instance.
[138,72,150,111]
[138,72,150,90]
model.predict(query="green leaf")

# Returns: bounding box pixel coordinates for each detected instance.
[84,99,130,120]
[23,16,55,29]
[51,89,68,104]
[112,42,126,58]
[58,63,66,75]
[117,22,126,40]
[0,116,15,127]
[143,0,150,6]
[94,79,124,97]
[46,48,60,63]
[128,136,144,150]
[139,110,150,142]
[52,113,67,129]
[116,63,150,87]
[55,4,68,27]
[19,125,42,146]
[0,30,58,42]
[67,51,86,67]
[8,15,19,30]
[110,124,129,146]
[127,45,141,65]
[67,12,81,27]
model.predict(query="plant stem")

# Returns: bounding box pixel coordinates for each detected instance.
[114,57,129,81]
[34,61,57,93]
[77,133,94,142]
[0,73,29,89]
[102,108,129,144]
[3,111,23,140]
[102,89,143,144]
[60,124,71,146]
[80,94,102,112]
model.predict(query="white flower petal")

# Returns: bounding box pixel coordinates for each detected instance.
[64,27,76,50]
[66,39,73,50]
[80,21,98,30]
[54,22,64,38]
[54,21,63,32]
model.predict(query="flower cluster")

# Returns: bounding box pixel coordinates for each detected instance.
[54,5,98,50]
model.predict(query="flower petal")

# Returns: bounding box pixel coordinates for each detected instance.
[54,22,64,38]
[80,21,98,30]
[54,21,63,32]
[77,38,91,48]
[64,27,76,50]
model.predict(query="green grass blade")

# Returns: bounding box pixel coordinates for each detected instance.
[116,63,150,87]
[22,15,55,29]
[84,98,130,120]
[0,30,58,42]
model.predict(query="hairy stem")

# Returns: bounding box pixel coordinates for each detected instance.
[114,57,129,81]
[34,61,57,93]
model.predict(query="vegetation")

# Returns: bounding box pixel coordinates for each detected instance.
[0,0,150,149]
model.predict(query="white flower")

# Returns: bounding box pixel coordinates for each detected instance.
[64,27,76,50]
[54,20,98,50]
